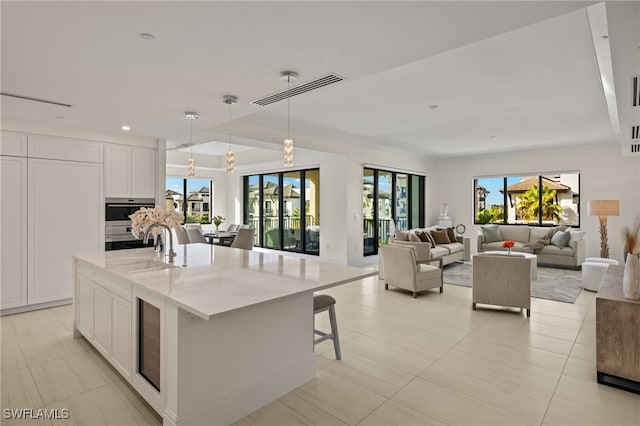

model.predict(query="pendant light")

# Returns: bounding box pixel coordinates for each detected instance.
[222,95,237,173]
[281,71,297,167]
[185,111,199,177]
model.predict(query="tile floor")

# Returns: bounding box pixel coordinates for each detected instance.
[2,276,639,426]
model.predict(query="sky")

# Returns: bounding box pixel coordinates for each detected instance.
[476,176,521,206]
[167,177,210,194]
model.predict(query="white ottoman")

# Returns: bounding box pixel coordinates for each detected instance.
[582,258,619,292]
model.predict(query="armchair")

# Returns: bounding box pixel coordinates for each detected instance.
[379,245,443,298]
[472,253,532,316]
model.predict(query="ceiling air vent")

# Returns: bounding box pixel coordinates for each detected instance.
[630,143,640,154]
[252,73,344,106]
[632,125,640,140]
[633,76,639,107]
[0,92,72,107]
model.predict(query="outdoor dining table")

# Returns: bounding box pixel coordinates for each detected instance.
[202,231,237,246]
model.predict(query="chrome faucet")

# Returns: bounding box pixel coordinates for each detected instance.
[143,223,176,262]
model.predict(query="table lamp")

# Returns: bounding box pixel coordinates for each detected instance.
[587,200,620,258]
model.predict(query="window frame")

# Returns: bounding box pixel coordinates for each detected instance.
[165,176,213,225]
[473,172,581,227]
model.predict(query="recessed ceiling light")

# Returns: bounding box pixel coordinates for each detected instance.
[121,125,131,131]
[601,35,609,39]
[139,33,155,41]
[53,115,64,119]
[489,136,496,139]
[429,105,438,109]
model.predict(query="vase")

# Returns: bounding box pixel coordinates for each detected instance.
[215,224,220,232]
[507,247,511,254]
[623,253,640,300]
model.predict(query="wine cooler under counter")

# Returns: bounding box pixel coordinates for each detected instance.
[139,299,161,391]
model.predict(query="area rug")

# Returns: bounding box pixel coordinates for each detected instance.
[443,262,583,303]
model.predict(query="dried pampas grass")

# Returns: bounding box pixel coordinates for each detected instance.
[623,217,640,255]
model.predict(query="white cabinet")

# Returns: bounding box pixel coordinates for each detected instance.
[1,132,104,314]
[111,293,132,377]
[75,269,94,338]
[93,285,111,356]
[28,159,103,305]
[105,145,131,197]
[106,144,156,198]
[0,131,28,156]
[74,260,132,379]
[0,156,28,310]
[29,134,103,163]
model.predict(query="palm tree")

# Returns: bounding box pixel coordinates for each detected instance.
[516,184,563,222]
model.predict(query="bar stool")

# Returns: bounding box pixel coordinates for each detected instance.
[313,294,341,360]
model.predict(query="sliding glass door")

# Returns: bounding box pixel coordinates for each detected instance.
[282,171,301,251]
[363,168,424,256]
[262,174,279,249]
[243,168,320,255]
[304,169,320,255]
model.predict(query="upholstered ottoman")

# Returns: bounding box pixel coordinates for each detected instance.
[582,258,619,292]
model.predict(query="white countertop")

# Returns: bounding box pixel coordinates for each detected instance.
[74,244,377,320]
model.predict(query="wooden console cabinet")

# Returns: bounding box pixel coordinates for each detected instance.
[596,265,640,394]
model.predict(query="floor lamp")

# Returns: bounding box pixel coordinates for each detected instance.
[587,200,620,258]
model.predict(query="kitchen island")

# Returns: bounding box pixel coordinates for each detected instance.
[73,244,376,426]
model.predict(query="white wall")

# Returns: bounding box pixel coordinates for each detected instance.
[428,143,640,264]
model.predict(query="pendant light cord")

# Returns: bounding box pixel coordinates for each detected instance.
[287,76,291,139]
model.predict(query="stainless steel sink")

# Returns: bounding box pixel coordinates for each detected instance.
[108,259,177,273]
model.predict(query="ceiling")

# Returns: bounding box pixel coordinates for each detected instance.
[2,1,638,171]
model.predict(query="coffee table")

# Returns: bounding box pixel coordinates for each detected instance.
[482,250,537,280]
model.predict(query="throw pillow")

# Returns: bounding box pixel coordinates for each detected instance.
[569,229,585,244]
[431,229,451,245]
[446,227,456,243]
[424,231,437,248]
[395,230,410,241]
[551,229,571,248]
[481,225,502,243]
[408,232,421,242]
[415,231,430,243]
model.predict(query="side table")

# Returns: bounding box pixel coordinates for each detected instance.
[596,265,640,394]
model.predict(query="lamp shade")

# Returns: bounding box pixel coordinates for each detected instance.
[587,200,620,216]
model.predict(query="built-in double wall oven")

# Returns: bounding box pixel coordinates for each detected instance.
[105,198,156,251]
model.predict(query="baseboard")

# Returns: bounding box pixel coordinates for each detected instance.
[1,298,72,316]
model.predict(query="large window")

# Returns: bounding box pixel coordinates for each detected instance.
[244,168,320,255]
[166,177,212,224]
[363,168,424,256]
[474,172,580,226]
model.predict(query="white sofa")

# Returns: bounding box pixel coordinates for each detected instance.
[477,225,585,269]
[389,226,470,266]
